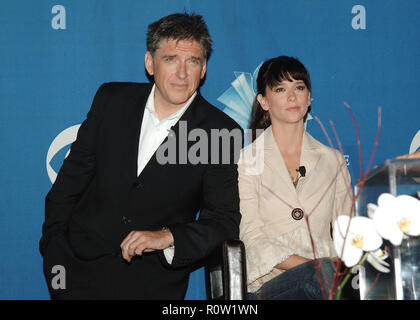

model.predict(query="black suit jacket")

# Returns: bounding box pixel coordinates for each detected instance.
[40,82,242,299]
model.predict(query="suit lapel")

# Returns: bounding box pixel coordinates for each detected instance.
[299,131,322,181]
[261,126,299,208]
[130,84,152,179]
[162,91,207,137]
[295,131,324,208]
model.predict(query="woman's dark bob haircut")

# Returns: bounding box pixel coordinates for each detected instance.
[249,56,312,141]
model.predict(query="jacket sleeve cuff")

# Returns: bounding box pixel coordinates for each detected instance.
[245,237,295,285]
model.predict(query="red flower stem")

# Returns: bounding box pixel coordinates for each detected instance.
[305,215,328,299]
[343,101,363,179]
[363,106,382,177]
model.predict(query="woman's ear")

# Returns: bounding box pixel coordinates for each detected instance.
[257,94,269,111]
[306,91,311,107]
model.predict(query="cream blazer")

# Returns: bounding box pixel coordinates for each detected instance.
[238,126,353,292]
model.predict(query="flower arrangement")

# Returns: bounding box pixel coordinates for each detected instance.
[316,103,420,300]
[332,193,420,299]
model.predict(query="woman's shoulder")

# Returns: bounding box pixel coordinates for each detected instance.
[242,126,273,151]
[305,131,346,165]
[238,128,270,176]
[305,132,342,154]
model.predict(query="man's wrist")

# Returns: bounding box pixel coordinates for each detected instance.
[161,227,174,247]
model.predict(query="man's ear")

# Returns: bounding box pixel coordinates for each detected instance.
[200,60,207,79]
[145,51,154,76]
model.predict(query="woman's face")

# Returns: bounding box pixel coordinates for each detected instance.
[257,77,311,125]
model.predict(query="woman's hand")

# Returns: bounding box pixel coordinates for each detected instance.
[274,255,311,271]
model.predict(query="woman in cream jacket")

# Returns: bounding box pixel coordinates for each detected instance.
[239,56,353,299]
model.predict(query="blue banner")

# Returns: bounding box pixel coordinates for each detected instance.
[0,0,419,299]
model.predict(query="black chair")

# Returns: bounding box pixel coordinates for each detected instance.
[205,239,248,300]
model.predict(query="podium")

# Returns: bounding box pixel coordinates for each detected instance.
[355,158,420,300]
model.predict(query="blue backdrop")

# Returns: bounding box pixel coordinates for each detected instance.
[1,0,419,299]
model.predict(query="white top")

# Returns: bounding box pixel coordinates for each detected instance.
[137,84,196,176]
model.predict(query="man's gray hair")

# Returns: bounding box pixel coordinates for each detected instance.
[146,12,212,60]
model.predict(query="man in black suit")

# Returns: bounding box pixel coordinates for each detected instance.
[40,13,242,299]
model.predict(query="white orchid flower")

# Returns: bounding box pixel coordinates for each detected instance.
[370,193,420,246]
[333,215,383,268]
[366,249,390,273]
[367,203,378,219]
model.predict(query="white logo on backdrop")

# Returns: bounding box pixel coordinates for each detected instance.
[46,124,80,183]
[409,130,420,154]
[352,5,366,30]
[51,5,66,30]
[409,130,420,184]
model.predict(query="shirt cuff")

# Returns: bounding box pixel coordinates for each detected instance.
[163,245,175,264]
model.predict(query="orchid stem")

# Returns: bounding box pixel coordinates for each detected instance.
[336,253,369,300]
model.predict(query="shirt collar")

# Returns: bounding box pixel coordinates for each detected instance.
[145,84,197,122]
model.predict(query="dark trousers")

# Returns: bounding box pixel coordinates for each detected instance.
[42,231,187,300]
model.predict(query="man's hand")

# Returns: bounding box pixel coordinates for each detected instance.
[120,229,174,262]
[396,149,420,159]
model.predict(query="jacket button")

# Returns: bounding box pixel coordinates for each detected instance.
[122,216,132,224]
[291,208,304,220]
[133,182,142,189]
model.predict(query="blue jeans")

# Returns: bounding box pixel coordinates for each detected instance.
[248,258,335,300]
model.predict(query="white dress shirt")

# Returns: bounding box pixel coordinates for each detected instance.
[137,84,196,176]
[137,84,197,263]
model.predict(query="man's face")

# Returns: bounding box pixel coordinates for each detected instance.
[145,38,207,113]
